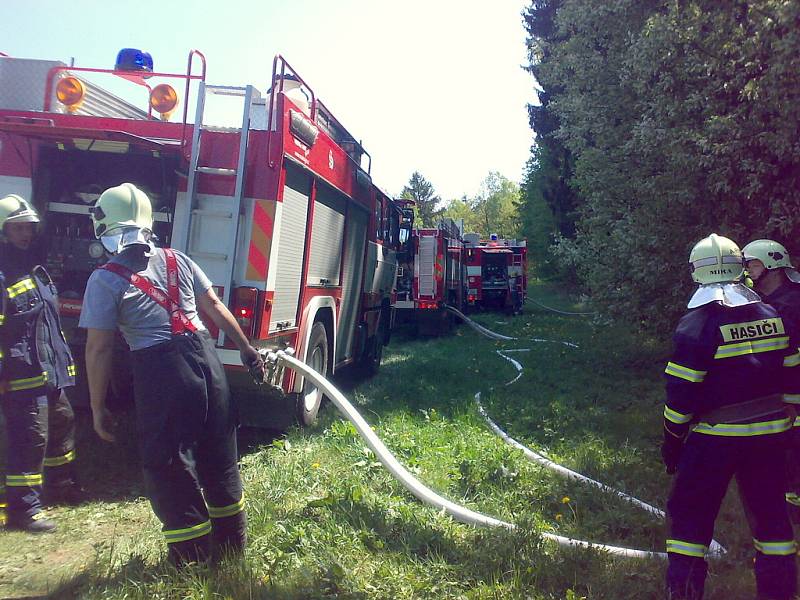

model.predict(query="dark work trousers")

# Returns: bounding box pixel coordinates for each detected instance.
[666,431,797,600]
[1,388,76,519]
[131,330,245,564]
[784,425,800,515]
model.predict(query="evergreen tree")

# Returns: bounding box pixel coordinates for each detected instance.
[522,0,800,332]
[401,172,442,228]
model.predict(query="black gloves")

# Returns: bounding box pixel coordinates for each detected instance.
[661,430,684,475]
[241,346,265,384]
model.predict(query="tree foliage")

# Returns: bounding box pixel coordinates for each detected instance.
[401,171,442,228]
[522,0,580,242]
[439,172,522,240]
[520,147,565,279]
[520,0,800,332]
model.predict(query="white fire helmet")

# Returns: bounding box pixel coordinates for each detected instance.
[0,194,40,230]
[91,183,154,254]
[742,239,800,284]
[687,234,760,308]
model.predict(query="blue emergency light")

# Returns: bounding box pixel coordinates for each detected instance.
[115,48,153,73]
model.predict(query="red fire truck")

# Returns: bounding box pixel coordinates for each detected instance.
[0,49,399,427]
[394,213,466,335]
[463,233,527,313]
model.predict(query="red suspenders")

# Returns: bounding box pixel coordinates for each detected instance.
[100,248,198,335]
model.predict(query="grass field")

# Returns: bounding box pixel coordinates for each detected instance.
[0,282,773,599]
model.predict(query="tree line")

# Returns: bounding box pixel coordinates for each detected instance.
[399,170,522,240]
[518,0,800,333]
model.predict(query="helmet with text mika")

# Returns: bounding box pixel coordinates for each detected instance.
[688,233,744,285]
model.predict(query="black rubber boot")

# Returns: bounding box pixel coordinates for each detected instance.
[167,534,211,568]
[211,512,247,563]
[7,512,56,533]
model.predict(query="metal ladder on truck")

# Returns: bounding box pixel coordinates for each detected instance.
[179,82,259,345]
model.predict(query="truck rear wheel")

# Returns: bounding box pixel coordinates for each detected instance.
[297,321,329,426]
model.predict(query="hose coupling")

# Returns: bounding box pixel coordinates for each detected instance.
[258,347,295,388]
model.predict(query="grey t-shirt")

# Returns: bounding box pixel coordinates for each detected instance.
[79,247,212,351]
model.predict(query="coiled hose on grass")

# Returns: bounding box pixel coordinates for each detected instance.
[446,309,726,557]
[264,350,672,559]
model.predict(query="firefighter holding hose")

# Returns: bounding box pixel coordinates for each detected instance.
[0,194,80,533]
[79,183,264,565]
[661,233,799,600]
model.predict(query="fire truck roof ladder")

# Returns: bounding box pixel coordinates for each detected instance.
[180,81,257,344]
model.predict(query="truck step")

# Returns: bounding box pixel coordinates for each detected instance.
[196,166,237,176]
[189,251,228,261]
[191,208,234,219]
[205,85,248,97]
[201,125,243,134]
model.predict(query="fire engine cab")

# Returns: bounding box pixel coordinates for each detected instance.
[463,233,527,314]
[0,49,400,427]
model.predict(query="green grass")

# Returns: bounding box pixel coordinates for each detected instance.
[0,281,771,598]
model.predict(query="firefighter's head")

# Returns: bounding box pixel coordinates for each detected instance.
[688,233,744,285]
[742,239,800,285]
[0,194,40,250]
[91,183,153,254]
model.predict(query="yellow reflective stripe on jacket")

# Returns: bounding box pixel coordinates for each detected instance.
[6,473,43,487]
[785,352,800,368]
[693,417,791,437]
[7,278,36,298]
[754,539,797,556]
[67,364,77,377]
[8,373,47,391]
[714,336,789,359]
[664,406,693,425]
[665,362,707,383]
[163,520,212,544]
[43,449,76,467]
[666,539,707,557]
[207,494,245,519]
[0,313,4,325]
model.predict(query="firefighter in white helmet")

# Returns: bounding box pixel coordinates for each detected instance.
[0,194,80,533]
[742,239,800,517]
[662,233,799,599]
[79,183,264,565]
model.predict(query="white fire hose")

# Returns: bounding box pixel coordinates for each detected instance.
[445,310,727,557]
[263,349,672,559]
[446,306,579,348]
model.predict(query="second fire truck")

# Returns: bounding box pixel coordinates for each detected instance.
[0,48,400,427]
[394,211,466,335]
[463,233,527,314]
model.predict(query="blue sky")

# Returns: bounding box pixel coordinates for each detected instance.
[2,1,534,202]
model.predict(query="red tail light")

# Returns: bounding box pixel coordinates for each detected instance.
[468,294,476,303]
[417,300,438,310]
[233,287,259,337]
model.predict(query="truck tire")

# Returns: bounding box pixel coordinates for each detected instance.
[297,321,329,426]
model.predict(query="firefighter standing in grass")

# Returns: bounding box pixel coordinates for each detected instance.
[662,233,800,600]
[79,183,264,565]
[0,194,80,533]
[742,239,800,516]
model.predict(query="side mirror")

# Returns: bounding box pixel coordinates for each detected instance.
[399,225,411,245]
